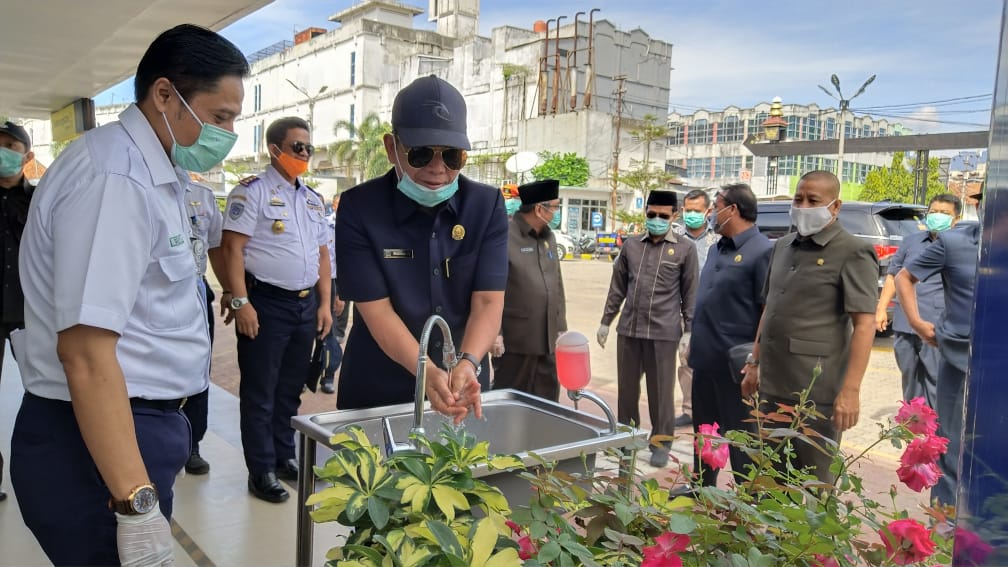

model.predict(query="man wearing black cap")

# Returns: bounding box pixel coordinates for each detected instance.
[0,121,35,502]
[493,179,567,401]
[334,75,506,421]
[598,190,699,467]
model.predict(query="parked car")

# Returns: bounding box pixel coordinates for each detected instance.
[755,199,928,335]
[554,232,575,260]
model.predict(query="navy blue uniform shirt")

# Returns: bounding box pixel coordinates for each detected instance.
[334,169,508,409]
[688,225,773,374]
[887,229,944,334]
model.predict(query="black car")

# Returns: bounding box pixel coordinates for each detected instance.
[755,199,928,334]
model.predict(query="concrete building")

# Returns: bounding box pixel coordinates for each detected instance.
[665,101,909,195]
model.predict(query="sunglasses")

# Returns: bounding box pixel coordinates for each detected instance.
[405,146,465,170]
[289,141,315,156]
[646,212,672,220]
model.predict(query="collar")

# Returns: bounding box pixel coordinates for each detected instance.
[639,229,679,245]
[391,169,462,224]
[118,104,180,189]
[718,225,759,250]
[684,226,714,241]
[792,217,844,247]
[263,164,304,192]
[513,211,547,238]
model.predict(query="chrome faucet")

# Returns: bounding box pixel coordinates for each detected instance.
[567,389,618,435]
[382,314,457,456]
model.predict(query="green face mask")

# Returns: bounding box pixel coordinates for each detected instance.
[549,210,562,229]
[925,212,953,232]
[163,84,238,172]
[504,198,521,216]
[682,211,706,229]
[0,147,25,177]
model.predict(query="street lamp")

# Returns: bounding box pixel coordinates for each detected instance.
[818,74,875,183]
[285,79,328,135]
[761,97,787,195]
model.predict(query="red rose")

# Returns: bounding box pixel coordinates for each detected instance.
[879,518,937,565]
[895,397,938,435]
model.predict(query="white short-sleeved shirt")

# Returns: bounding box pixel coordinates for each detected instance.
[326,211,337,277]
[222,165,328,290]
[187,182,223,277]
[16,104,211,401]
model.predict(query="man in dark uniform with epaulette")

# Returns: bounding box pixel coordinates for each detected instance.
[688,183,772,486]
[598,190,699,468]
[742,170,878,484]
[220,116,332,504]
[334,75,506,421]
[494,179,567,401]
[0,121,35,502]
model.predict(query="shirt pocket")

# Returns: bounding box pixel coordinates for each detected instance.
[143,253,197,331]
[788,337,832,357]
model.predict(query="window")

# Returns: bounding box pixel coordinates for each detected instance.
[348,104,356,138]
[713,156,742,178]
[878,127,887,137]
[745,112,768,140]
[717,116,742,143]
[863,125,872,138]
[786,116,800,140]
[825,117,836,139]
[844,121,854,138]
[350,51,356,86]
[778,155,798,176]
[805,114,820,140]
[253,84,262,112]
[686,157,710,179]
[667,122,685,145]
[253,122,263,153]
[567,198,609,232]
[690,119,711,145]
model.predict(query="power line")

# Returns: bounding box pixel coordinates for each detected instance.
[855,94,991,111]
[858,111,987,128]
[852,107,990,115]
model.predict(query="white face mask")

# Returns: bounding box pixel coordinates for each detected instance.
[789,200,836,236]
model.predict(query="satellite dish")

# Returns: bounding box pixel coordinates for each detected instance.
[505,151,539,174]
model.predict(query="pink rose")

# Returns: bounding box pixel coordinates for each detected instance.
[695,423,730,470]
[810,555,840,567]
[641,532,691,567]
[901,434,949,466]
[895,397,939,435]
[879,518,937,565]
[953,527,993,566]
[516,535,538,560]
[896,461,942,492]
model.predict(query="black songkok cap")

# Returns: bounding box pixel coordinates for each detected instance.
[518,179,560,205]
[646,190,677,207]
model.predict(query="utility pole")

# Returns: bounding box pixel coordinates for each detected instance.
[610,76,626,229]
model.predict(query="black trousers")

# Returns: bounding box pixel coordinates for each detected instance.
[690,366,755,486]
[493,352,560,402]
[11,393,190,566]
[237,286,317,475]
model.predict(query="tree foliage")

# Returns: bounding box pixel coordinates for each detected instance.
[330,112,392,183]
[531,151,590,186]
[619,114,674,198]
[857,152,946,204]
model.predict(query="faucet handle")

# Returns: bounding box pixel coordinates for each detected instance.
[382,417,412,457]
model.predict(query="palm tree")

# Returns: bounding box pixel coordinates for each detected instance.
[330,112,392,183]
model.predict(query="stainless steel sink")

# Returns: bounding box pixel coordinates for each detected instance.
[291,388,641,567]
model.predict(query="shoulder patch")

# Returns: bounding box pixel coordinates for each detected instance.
[228,201,246,220]
[238,175,258,186]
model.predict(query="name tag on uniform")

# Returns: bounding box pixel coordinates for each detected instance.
[383,248,414,259]
[169,234,185,247]
[520,246,535,253]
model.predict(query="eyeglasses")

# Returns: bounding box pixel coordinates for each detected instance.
[646,212,672,220]
[539,202,560,212]
[405,146,465,170]
[289,141,315,156]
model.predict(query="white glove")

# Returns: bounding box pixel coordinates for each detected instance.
[681,332,691,347]
[490,334,506,357]
[116,508,175,567]
[596,324,610,348]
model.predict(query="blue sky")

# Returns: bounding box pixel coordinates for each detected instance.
[96,0,1003,135]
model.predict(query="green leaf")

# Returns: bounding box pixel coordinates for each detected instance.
[345,492,369,523]
[368,494,390,530]
[537,540,561,563]
[468,518,498,567]
[425,519,464,557]
[431,485,469,522]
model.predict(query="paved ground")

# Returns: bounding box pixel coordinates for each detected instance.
[207,258,927,514]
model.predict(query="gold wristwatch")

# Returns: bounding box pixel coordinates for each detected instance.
[110,483,159,515]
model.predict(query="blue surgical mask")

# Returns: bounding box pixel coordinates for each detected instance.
[0,147,25,177]
[646,217,670,236]
[393,139,460,207]
[550,210,562,229]
[505,198,521,216]
[683,211,706,229]
[925,212,953,233]
[162,85,237,172]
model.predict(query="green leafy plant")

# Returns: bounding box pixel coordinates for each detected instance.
[531,152,589,187]
[509,374,958,566]
[308,425,525,566]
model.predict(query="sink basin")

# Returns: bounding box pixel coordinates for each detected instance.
[291,388,642,567]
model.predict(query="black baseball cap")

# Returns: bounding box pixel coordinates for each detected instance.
[392,75,470,150]
[0,121,31,150]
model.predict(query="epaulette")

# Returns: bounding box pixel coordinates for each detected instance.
[238,175,258,186]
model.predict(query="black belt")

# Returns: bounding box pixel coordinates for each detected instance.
[130,397,188,411]
[245,273,314,299]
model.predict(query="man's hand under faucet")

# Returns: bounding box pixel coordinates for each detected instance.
[423,363,483,424]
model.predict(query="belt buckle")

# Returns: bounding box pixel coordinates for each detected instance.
[298,289,310,298]
[179,396,188,410]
